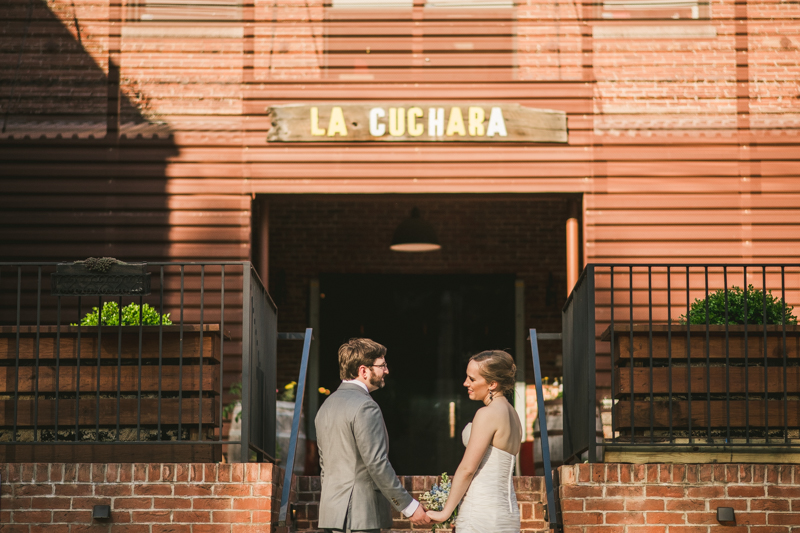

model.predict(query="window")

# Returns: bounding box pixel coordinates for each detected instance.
[598,0,710,20]
[324,0,515,81]
[126,0,241,22]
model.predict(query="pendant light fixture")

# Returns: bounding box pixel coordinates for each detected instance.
[390,207,441,252]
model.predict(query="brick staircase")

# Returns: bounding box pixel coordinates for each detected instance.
[291,475,551,533]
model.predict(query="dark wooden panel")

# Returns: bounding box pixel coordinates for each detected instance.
[615,400,800,429]
[1,397,219,426]
[605,325,800,363]
[0,364,220,394]
[0,325,222,361]
[615,366,800,397]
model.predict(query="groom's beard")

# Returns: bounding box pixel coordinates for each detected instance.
[369,371,385,389]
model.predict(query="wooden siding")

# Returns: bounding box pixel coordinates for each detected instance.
[1,0,799,402]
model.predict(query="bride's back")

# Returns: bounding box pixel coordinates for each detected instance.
[485,398,522,456]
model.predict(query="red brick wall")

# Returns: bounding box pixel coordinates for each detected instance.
[291,475,549,533]
[559,463,800,533]
[0,463,282,533]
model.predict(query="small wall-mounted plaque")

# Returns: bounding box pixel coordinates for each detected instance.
[51,260,151,296]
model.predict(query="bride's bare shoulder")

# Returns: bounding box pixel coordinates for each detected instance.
[473,404,502,427]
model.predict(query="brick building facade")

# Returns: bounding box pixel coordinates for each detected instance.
[1,0,799,468]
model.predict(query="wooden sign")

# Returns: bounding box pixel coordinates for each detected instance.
[266,103,567,143]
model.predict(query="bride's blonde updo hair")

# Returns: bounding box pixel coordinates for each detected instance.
[470,350,517,395]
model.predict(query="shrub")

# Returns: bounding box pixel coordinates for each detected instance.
[223,382,243,422]
[679,284,797,325]
[73,301,173,326]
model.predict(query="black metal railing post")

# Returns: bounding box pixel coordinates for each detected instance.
[531,328,560,531]
[240,265,252,463]
[279,328,313,527]
[585,265,597,462]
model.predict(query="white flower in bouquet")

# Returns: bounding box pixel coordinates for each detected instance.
[419,472,457,531]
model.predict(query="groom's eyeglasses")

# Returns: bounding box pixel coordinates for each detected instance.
[370,363,388,370]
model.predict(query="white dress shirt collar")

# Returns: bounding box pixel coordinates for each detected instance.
[342,378,370,393]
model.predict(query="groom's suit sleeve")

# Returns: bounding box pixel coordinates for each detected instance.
[353,400,414,512]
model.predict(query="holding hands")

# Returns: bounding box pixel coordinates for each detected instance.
[409,505,432,526]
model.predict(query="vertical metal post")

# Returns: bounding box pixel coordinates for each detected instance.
[744,267,750,443]
[137,295,143,441]
[609,266,615,444]
[240,264,252,462]
[514,279,526,446]
[531,329,559,531]
[666,266,673,442]
[585,266,596,462]
[116,296,123,441]
[178,266,185,441]
[96,295,102,438]
[278,328,313,526]
[219,266,226,441]
[307,280,320,442]
[629,266,634,441]
[724,267,730,442]
[75,296,82,441]
[781,266,788,442]
[158,267,165,439]
[55,295,61,440]
[34,268,42,441]
[13,268,20,443]
[647,267,653,443]
[199,265,205,440]
[762,267,769,440]
[686,267,692,444]
[704,267,710,441]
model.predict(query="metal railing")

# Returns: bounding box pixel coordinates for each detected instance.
[563,263,800,462]
[0,261,276,463]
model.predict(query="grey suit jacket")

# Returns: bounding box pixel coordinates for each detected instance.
[315,383,413,530]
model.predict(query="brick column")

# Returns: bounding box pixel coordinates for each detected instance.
[1,463,283,533]
[559,463,800,533]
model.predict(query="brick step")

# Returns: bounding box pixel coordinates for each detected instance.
[293,475,550,532]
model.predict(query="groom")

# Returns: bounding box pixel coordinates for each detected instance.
[315,338,431,532]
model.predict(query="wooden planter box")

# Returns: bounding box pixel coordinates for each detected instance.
[604,324,800,437]
[0,325,223,462]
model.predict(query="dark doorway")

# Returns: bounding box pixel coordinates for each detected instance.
[319,274,515,475]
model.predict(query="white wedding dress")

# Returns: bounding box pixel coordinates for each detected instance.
[454,422,521,533]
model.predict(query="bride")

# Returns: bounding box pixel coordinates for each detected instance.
[427,350,522,533]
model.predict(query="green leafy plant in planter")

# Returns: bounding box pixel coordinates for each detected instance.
[679,284,797,325]
[72,301,173,326]
[222,382,243,423]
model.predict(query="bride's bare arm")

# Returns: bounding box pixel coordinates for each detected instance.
[430,408,497,519]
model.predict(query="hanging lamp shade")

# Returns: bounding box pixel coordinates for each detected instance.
[390,207,441,252]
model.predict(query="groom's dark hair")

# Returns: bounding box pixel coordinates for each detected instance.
[339,338,387,380]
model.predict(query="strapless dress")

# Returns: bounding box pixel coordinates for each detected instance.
[453,422,521,533]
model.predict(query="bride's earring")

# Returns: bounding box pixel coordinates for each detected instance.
[489,390,494,402]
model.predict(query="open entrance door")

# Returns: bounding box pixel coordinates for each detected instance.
[318,273,515,475]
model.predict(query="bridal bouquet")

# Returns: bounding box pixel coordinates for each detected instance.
[419,472,457,531]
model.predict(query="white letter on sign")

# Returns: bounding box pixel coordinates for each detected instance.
[468,107,485,136]
[327,106,348,137]
[486,107,507,137]
[445,107,466,137]
[369,108,386,137]
[310,107,326,136]
[428,108,444,137]
[389,107,406,136]
[407,107,424,137]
